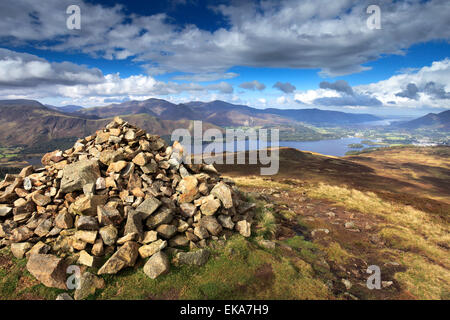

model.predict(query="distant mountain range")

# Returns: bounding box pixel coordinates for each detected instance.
[394,110,450,130]
[46,104,84,113]
[77,98,381,126]
[0,99,220,147]
[1,98,446,148]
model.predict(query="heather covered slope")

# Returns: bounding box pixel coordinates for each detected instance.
[394,110,450,130]
[0,144,448,300]
[216,146,450,299]
[216,146,450,216]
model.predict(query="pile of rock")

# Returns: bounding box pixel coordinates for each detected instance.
[0,117,254,298]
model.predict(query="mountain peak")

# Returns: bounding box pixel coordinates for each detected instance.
[395,109,450,129]
[0,99,44,107]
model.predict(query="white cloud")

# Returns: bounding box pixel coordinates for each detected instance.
[357,59,450,109]
[1,47,448,113]
[57,75,234,99]
[1,0,448,76]
[0,49,235,106]
[295,89,340,104]
[276,96,288,104]
[0,48,104,87]
[291,59,450,111]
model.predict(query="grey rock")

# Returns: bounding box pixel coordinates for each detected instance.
[74,230,98,244]
[176,249,210,266]
[200,195,221,216]
[99,225,118,246]
[31,193,51,207]
[136,196,161,220]
[27,241,51,257]
[77,250,103,268]
[210,182,233,209]
[341,279,352,290]
[194,226,209,240]
[124,210,143,241]
[97,241,140,275]
[217,215,235,229]
[236,220,251,237]
[60,160,101,193]
[345,221,356,229]
[55,211,73,229]
[48,227,62,237]
[95,177,106,190]
[10,242,32,259]
[97,205,123,226]
[179,203,196,218]
[56,293,73,300]
[200,216,223,236]
[169,235,189,247]
[138,239,167,258]
[0,206,12,217]
[75,216,99,231]
[142,230,158,244]
[26,254,67,289]
[156,224,177,239]
[143,251,170,279]
[258,239,276,249]
[146,206,173,229]
[10,226,33,242]
[74,272,105,300]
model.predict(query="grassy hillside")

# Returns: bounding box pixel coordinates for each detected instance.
[0,146,448,300]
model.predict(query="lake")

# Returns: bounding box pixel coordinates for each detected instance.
[196,137,382,157]
[358,118,409,126]
[24,137,381,168]
[276,137,368,157]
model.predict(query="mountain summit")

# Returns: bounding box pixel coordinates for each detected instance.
[0,117,254,296]
[395,110,450,130]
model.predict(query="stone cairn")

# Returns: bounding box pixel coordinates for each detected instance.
[0,117,254,299]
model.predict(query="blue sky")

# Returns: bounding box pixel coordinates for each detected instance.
[0,0,449,116]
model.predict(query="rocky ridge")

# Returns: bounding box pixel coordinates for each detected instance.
[0,117,254,299]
